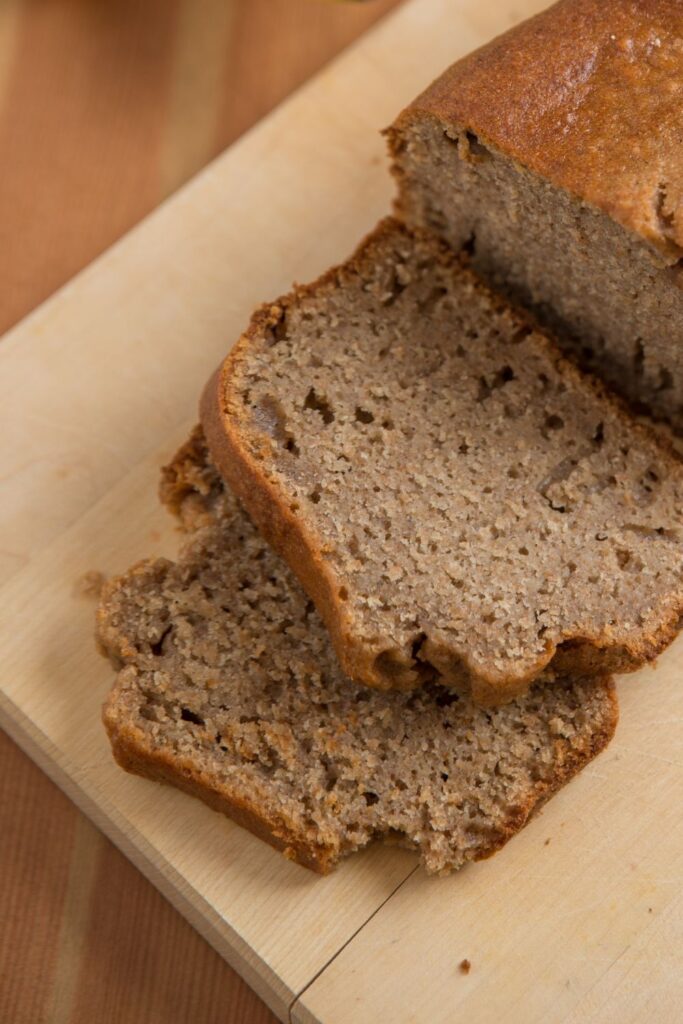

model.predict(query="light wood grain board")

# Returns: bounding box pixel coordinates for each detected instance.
[3,0,681,1021]
[295,656,683,1023]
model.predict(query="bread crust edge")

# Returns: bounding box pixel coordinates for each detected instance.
[200,218,683,705]
[102,691,340,874]
[102,668,618,875]
[385,0,683,262]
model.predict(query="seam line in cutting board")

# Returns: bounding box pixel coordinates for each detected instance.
[287,863,420,1023]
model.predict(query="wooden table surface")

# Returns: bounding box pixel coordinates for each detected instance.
[0,3,401,1021]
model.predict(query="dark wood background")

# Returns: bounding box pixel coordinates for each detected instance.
[0,2,402,1021]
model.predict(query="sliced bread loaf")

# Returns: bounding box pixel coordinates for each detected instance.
[98,429,617,875]
[202,218,683,706]
[387,0,683,432]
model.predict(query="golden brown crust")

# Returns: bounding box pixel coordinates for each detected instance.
[202,362,386,692]
[200,221,423,696]
[99,420,620,874]
[102,692,338,874]
[158,425,226,532]
[474,680,618,862]
[389,0,683,261]
[159,426,208,519]
[102,670,618,875]
[201,217,683,704]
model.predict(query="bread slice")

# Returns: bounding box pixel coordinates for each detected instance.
[201,217,683,705]
[98,428,617,875]
[387,0,683,433]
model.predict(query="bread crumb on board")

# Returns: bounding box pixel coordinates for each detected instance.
[74,569,107,600]
[459,959,471,975]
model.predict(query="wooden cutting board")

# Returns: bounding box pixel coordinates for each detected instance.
[2,1,682,1021]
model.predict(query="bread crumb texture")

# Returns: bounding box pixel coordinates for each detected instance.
[98,430,617,875]
[218,219,683,700]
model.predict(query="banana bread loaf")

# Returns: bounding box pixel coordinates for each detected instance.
[388,0,683,432]
[97,429,618,875]
[202,218,683,706]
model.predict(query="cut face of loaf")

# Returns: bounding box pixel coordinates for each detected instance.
[98,428,618,875]
[388,0,683,433]
[202,217,683,705]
